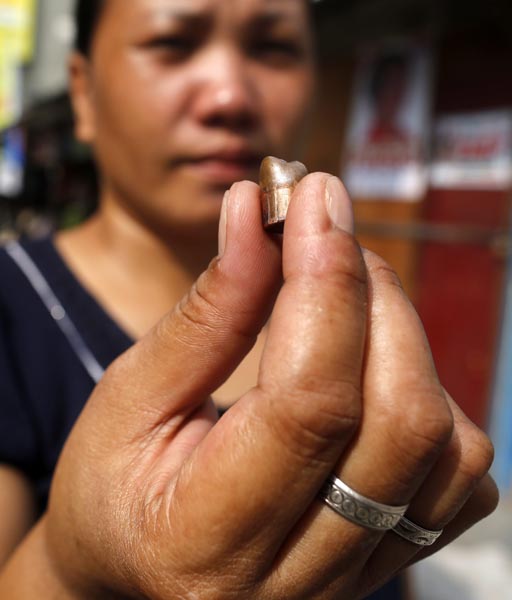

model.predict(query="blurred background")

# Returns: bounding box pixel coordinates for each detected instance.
[1,1,511,597]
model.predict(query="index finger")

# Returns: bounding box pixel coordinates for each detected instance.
[176,174,367,557]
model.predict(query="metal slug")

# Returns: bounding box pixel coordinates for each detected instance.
[259,156,308,233]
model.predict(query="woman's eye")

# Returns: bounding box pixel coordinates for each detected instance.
[252,39,302,64]
[147,36,195,58]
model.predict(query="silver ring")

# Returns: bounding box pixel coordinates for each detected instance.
[320,475,409,531]
[392,516,443,546]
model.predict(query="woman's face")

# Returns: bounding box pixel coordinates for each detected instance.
[72,0,316,238]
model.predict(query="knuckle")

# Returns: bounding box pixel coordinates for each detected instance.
[176,279,225,335]
[264,378,362,461]
[172,268,259,345]
[457,423,495,482]
[397,393,454,460]
[472,474,500,519]
[372,264,404,290]
[363,249,404,291]
[363,250,404,290]
[298,234,367,291]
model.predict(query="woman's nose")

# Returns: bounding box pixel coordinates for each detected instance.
[191,47,260,132]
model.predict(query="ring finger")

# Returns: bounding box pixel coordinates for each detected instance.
[364,392,496,591]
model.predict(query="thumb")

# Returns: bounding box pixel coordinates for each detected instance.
[90,181,282,436]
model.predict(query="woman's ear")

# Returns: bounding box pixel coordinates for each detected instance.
[68,52,96,144]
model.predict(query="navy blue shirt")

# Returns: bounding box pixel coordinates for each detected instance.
[0,236,132,512]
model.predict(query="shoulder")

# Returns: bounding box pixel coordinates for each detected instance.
[0,241,26,295]
[0,235,84,388]
[0,237,60,371]
[0,236,54,297]
[0,243,41,475]
[0,237,57,328]
[0,237,95,495]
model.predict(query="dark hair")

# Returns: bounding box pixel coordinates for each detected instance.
[75,0,316,56]
[75,0,105,55]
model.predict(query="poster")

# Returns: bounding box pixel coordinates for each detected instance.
[0,31,23,131]
[430,111,512,190]
[0,0,36,129]
[0,0,36,62]
[342,43,433,201]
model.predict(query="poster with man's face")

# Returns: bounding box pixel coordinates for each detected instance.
[342,44,433,201]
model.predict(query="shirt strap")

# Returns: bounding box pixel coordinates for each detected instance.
[5,240,105,384]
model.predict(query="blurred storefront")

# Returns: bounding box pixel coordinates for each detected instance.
[305,0,512,497]
[0,0,512,495]
[0,0,91,238]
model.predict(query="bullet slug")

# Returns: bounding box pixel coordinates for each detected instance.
[259,156,308,233]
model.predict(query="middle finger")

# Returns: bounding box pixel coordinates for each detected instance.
[269,249,454,597]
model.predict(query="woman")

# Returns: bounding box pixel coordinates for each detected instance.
[0,1,498,598]
[0,0,316,529]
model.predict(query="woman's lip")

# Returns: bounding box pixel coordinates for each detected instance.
[180,157,260,183]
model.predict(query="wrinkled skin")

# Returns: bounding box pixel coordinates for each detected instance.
[0,175,497,599]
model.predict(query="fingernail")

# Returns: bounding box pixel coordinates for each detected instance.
[325,177,354,233]
[218,190,230,257]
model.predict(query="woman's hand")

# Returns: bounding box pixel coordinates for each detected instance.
[1,175,498,599]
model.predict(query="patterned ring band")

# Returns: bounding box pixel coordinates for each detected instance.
[392,516,443,546]
[320,475,409,531]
